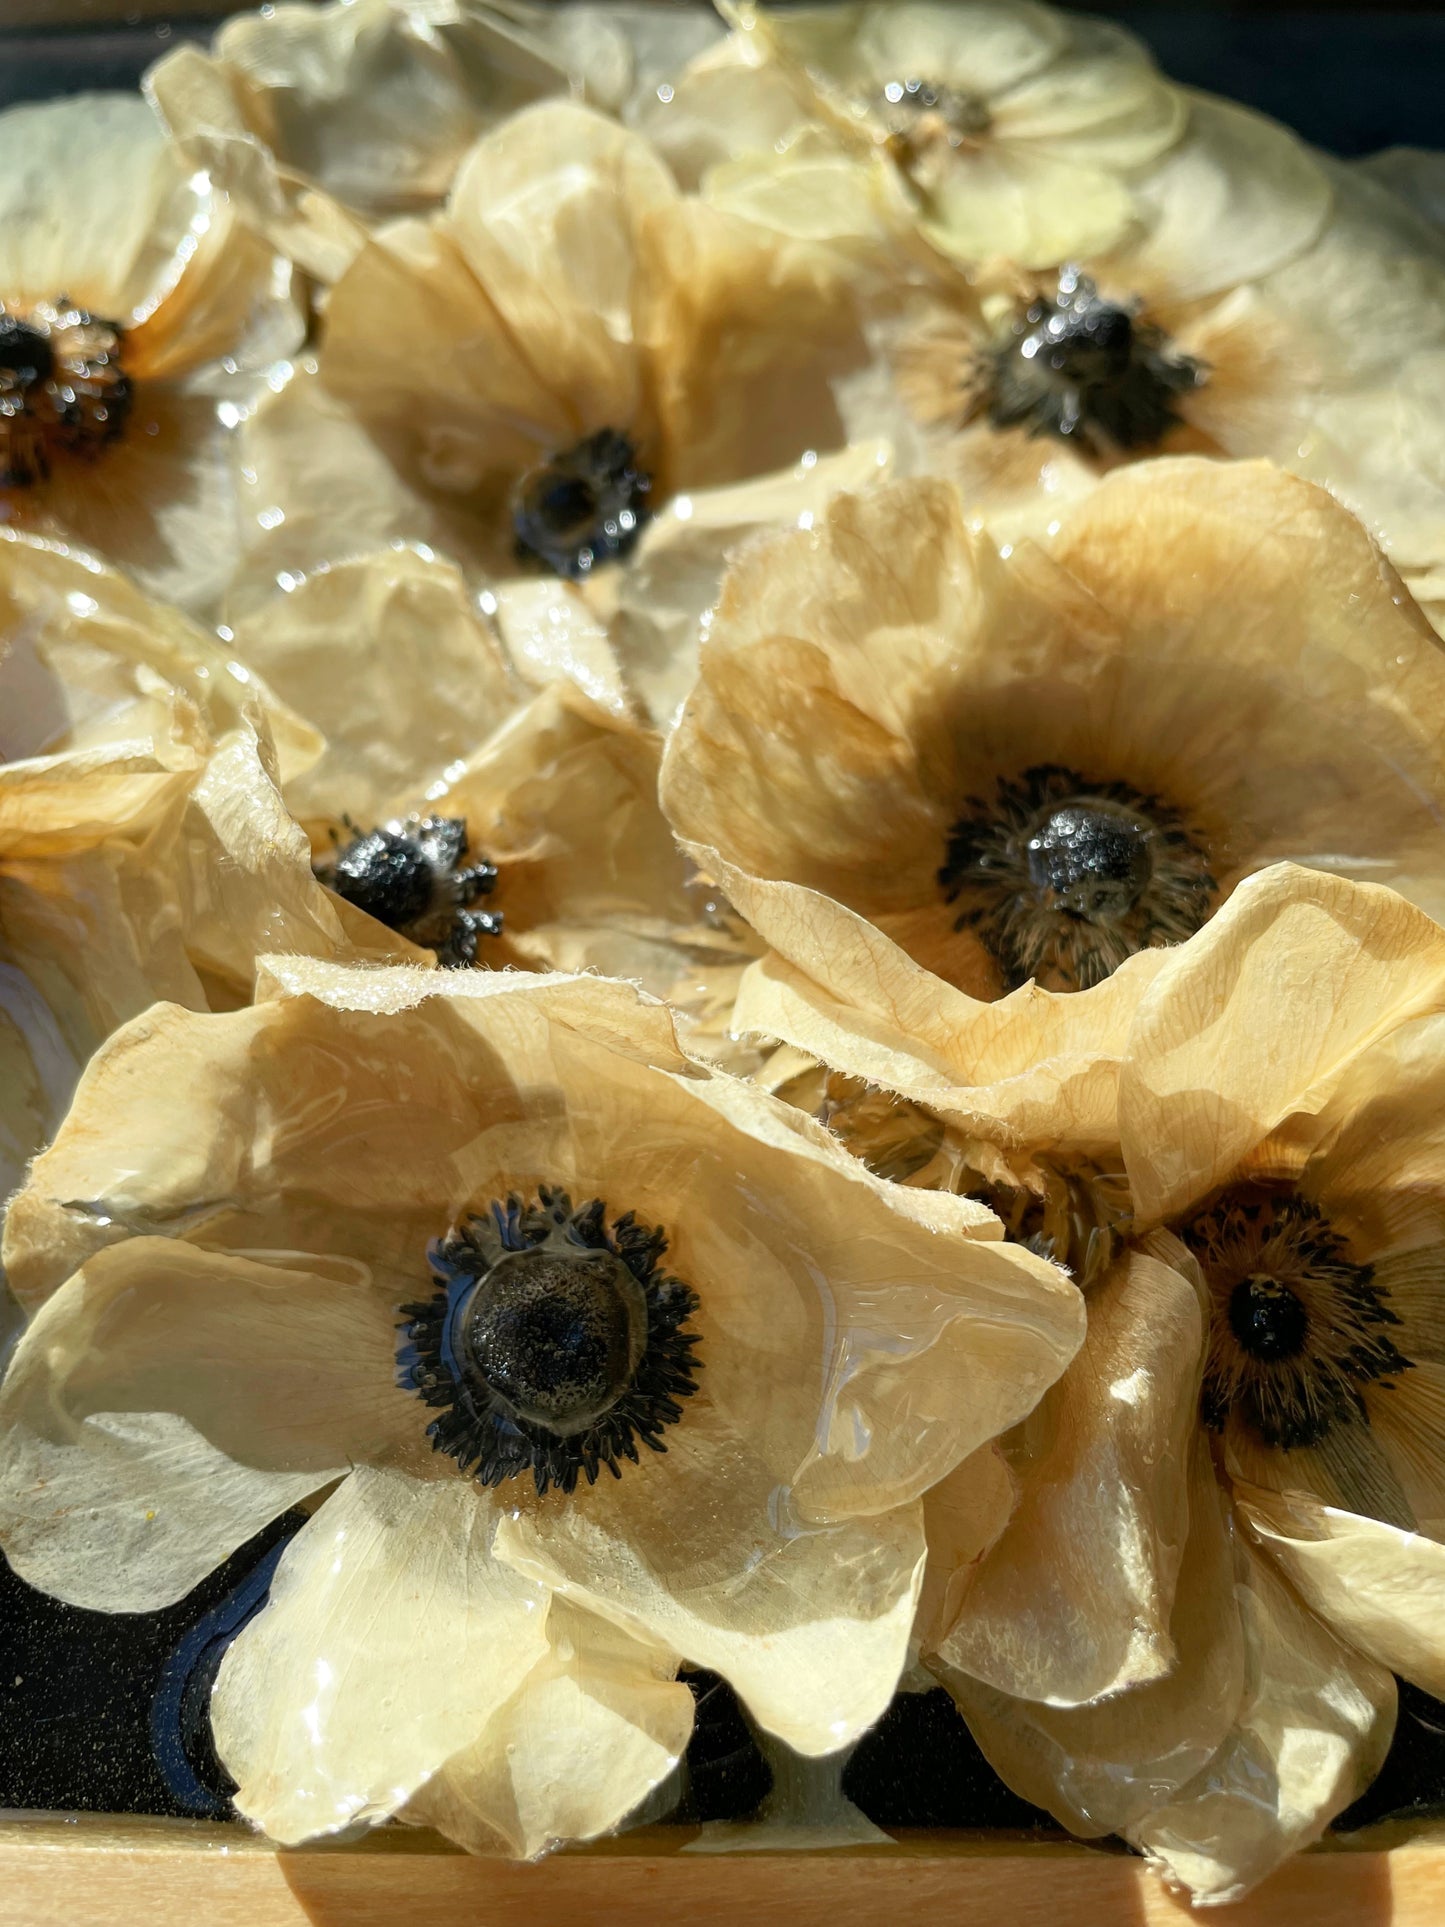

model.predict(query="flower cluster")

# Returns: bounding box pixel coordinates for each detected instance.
[1,0,1444,1906]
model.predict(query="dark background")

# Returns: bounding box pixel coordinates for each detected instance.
[1,6,1444,159]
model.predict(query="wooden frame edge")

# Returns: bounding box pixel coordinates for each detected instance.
[1,1815,1444,1926]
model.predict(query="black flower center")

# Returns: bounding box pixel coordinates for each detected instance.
[940,764,1216,992]
[459,1247,647,1433]
[980,266,1203,457]
[512,427,652,580]
[318,814,502,968]
[1180,1185,1413,1450]
[399,1188,702,1495]
[0,297,132,489]
[1228,1275,1310,1363]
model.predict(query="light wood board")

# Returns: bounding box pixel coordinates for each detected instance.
[1,1815,1444,1927]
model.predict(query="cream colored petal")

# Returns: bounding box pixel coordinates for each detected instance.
[491,576,631,721]
[1120,865,1445,1226]
[0,94,173,319]
[401,1599,692,1857]
[213,1465,550,1845]
[320,215,566,514]
[612,442,894,731]
[659,480,1025,921]
[920,146,1137,271]
[615,1065,1085,1524]
[634,37,803,190]
[1,966,685,1305]
[146,44,369,286]
[1102,92,1332,304]
[773,1,1066,103]
[0,1237,415,1611]
[642,195,869,491]
[228,547,518,826]
[229,363,497,611]
[496,1421,925,1757]
[1042,460,1445,923]
[936,1439,1245,1838]
[993,21,1186,170]
[720,853,1166,1155]
[0,529,318,783]
[1238,1484,1445,1698]
[914,1444,1015,1660]
[936,1245,1202,1706]
[1125,1532,1395,1906]
[444,101,675,436]
[177,722,421,993]
[432,682,695,950]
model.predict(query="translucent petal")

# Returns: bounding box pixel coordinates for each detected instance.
[935,1245,1202,1706]
[1238,1484,1445,1698]
[1126,1533,1395,1905]
[936,1439,1244,1837]
[212,1466,549,1844]
[401,1599,692,1857]
[0,1238,414,1610]
[495,1422,926,1757]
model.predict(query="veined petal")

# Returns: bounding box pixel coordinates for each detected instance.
[935,1244,1202,1706]
[495,1420,925,1757]
[1238,1485,1445,1699]
[1102,91,1331,304]
[213,1466,550,1845]
[1125,1531,1394,1905]
[1120,866,1445,1227]
[936,1438,1244,1837]
[0,1238,427,1611]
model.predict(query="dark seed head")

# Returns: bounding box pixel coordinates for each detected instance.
[459,1246,647,1435]
[941,765,1215,993]
[398,1188,702,1496]
[1228,1275,1310,1363]
[513,427,652,580]
[0,316,54,388]
[331,826,435,930]
[1026,803,1153,924]
[0,300,132,489]
[981,267,1203,457]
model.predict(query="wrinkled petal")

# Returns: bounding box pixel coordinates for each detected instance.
[1120,865,1445,1226]
[936,1438,1245,1837]
[935,1244,1202,1706]
[723,852,1167,1155]
[914,1444,1014,1660]
[228,546,518,826]
[496,1418,925,1757]
[1237,1485,1445,1700]
[1104,91,1332,304]
[1125,1532,1395,1905]
[0,1238,417,1610]
[213,1465,550,1844]
[401,1599,692,1857]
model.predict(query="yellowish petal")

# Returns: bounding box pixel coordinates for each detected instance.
[1238,1484,1445,1699]
[1120,865,1445,1226]
[228,547,518,827]
[935,1245,1203,1706]
[0,1239,412,1610]
[401,1599,692,1857]
[213,1466,550,1845]
[1126,1531,1395,1905]
[1102,91,1332,304]
[936,1438,1244,1837]
[496,1422,925,1758]
[723,853,1166,1155]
